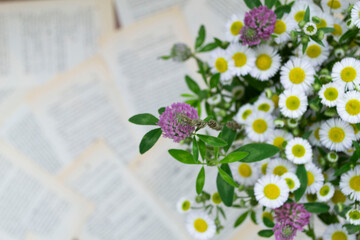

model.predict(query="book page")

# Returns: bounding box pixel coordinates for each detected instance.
[100,7,199,119]
[0,139,92,240]
[0,0,115,87]
[61,140,191,240]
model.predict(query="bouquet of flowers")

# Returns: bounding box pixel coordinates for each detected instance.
[129,0,360,239]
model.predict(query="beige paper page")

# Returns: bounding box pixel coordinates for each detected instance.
[0,139,92,240]
[60,140,190,240]
[0,0,115,87]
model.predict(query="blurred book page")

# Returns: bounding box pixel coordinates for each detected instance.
[100,7,199,118]
[0,0,115,87]
[0,140,92,240]
[114,0,189,26]
[61,141,190,240]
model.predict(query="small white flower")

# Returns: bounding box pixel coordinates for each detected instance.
[273,15,296,44]
[251,45,281,81]
[340,165,360,201]
[322,0,348,13]
[322,224,356,240]
[285,137,313,164]
[245,111,274,142]
[337,90,360,124]
[308,122,322,147]
[314,10,334,30]
[331,57,360,91]
[177,197,192,213]
[303,22,317,36]
[346,207,360,225]
[328,188,350,209]
[332,19,347,40]
[235,103,253,124]
[267,129,292,150]
[227,43,255,76]
[318,82,344,107]
[225,14,244,42]
[230,162,260,186]
[254,174,289,209]
[186,211,216,240]
[258,158,271,175]
[299,40,330,66]
[305,163,324,194]
[351,1,360,28]
[279,89,308,119]
[350,123,360,140]
[267,158,296,176]
[316,182,335,202]
[209,49,234,84]
[281,172,300,192]
[254,97,275,113]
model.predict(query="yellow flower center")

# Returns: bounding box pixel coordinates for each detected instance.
[285,178,295,189]
[317,19,327,29]
[262,212,274,222]
[274,20,286,34]
[331,190,346,204]
[286,96,301,110]
[238,163,252,177]
[346,99,360,116]
[215,57,228,73]
[292,144,306,158]
[273,137,285,149]
[272,94,279,108]
[294,11,305,22]
[331,231,347,240]
[242,109,252,120]
[212,192,222,204]
[307,171,315,186]
[324,87,339,101]
[256,54,272,71]
[273,166,288,176]
[230,21,243,36]
[333,24,342,36]
[319,185,330,196]
[327,0,341,9]
[261,163,268,175]
[348,210,360,220]
[328,127,345,143]
[314,128,320,140]
[252,119,268,133]
[349,175,360,191]
[341,67,357,82]
[289,67,306,84]
[264,184,281,200]
[233,52,247,67]
[258,103,271,112]
[182,200,191,211]
[194,218,208,233]
[306,45,322,58]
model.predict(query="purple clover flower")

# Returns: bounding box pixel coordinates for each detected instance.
[240,6,276,46]
[157,102,199,142]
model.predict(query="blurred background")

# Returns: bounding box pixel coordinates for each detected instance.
[0,0,315,239]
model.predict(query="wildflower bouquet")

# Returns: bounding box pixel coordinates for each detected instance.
[129,0,360,239]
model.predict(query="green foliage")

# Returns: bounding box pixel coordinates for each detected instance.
[192,137,199,162]
[129,113,158,125]
[198,42,218,52]
[303,202,330,213]
[196,167,205,195]
[318,212,339,225]
[234,211,248,227]
[294,164,307,202]
[216,164,235,207]
[209,73,220,88]
[185,75,201,94]
[218,166,239,188]
[195,25,206,49]
[343,224,360,235]
[234,143,280,163]
[263,217,275,228]
[258,230,274,238]
[218,152,249,164]
[168,149,199,164]
[244,0,262,9]
[265,0,276,9]
[139,128,162,154]
[198,139,206,161]
[274,5,291,19]
[304,6,310,22]
[197,134,228,147]
[220,126,237,153]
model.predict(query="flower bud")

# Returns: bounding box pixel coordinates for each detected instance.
[312,16,321,24]
[301,35,309,44]
[327,151,339,163]
[320,68,329,76]
[317,30,325,40]
[238,184,245,191]
[310,102,320,112]
[170,43,191,62]
[274,119,286,128]
[334,48,345,58]
[324,108,337,117]
[298,20,306,28]
[318,157,327,167]
[265,88,273,99]
[313,83,321,92]
[287,118,299,128]
[290,30,297,42]
[292,128,300,136]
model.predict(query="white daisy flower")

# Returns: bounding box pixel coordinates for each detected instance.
[303,22,317,36]
[285,137,313,164]
[316,182,335,202]
[331,57,360,91]
[318,82,344,107]
[350,124,360,140]
[314,11,334,30]
[337,90,360,124]
[254,97,275,113]
[322,0,348,13]
[323,224,356,240]
[332,19,347,40]
[255,207,274,227]
[309,122,322,147]
[186,211,216,240]
[328,188,350,209]
[245,111,274,142]
[281,172,300,192]
[289,1,318,24]
[351,1,360,28]
[211,192,222,205]
[340,166,360,201]
[279,89,308,119]
[254,174,289,209]
[225,14,244,42]
[299,40,330,66]
[299,193,318,203]
[319,118,355,152]
[273,15,296,44]
[280,57,315,94]
[209,49,234,84]
[267,129,292,150]
[305,163,324,194]
[251,45,281,81]
[177,197,192,213]
[324,168,337,182]
[267,158,296,176]
[227,43,255,76]
[235,103,253,124]
[258,158,271,175]
[346,207,360,225]
[230,162,260,186]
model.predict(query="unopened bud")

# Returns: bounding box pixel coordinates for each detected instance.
[287,118,299,128]
[274,119,286,128]
[324,108,337,117]
[320,68,329,76]
[319,157,326,167]
[312,16,321,24]
[327,151,339,163]
[334,48,345,58]
[317,30,325,40]
[298,20,306,28]
[170,43,191,62]
[301,35,309,44]
[313,83,321,92]
[290,30,297,42]
[292,128,300,136]
[310,102,320,112]
[265,88,273,99]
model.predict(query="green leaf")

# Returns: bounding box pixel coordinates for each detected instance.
[193,138,199,162]
[318,212,339,225]
[318,27,335,33]
[216,164,235,207]
[139,128,162,154]
[258,230,274,238]
[334,162,351,176]
[198,139,206,161]
[356,123,360,131]
[250,210,257,224]
[304,6,310,22]
[197,134,228,147]
[196,58,207,85]
[310,36,325,47]
[195,25,206,49]
[218,152,249,164]
[185,75,201,94]
[198,42,218,52]
[244,0,262,9]
[274,5,291,19]
[218,206,226,219]
[218,166,239,188]
[265,0,276,8]
[343,224,360,235]
[129,113,159,125]
[294,164,307,202]
[158,107,165,115]
[302,131,312,139]
[196,167,205,195]
[210,73,220,89]
[220,126,237,153]
[340,29,359,44]
[302,41,309,55]
[159,55,171,60]
[304,202,330,213]
[234,211,248,227]
[233,143,280,163]
[243,74,271,92]
[168,149,199,164]
[263,217,275,228]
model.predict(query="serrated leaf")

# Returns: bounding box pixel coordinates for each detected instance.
[196,167,205,195]
[218,166,239,188]
[265,0,276,8]
[197,134,228,147]
[294,164,307,202]
[233,143,280,163]
[139,128,162,154]
[216,164,235,207]
[185,75,201,94]
[258,230,274,238]
[304,202,330,213]
[168,149,199,164]
[193,137,199,162]
[221,125,237,152]
[195,25,206,49]
[234,211,248,227]
[210,73,220,88]
[218,152,249,164]
[129,113,159,125]
[198,42,218,52]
